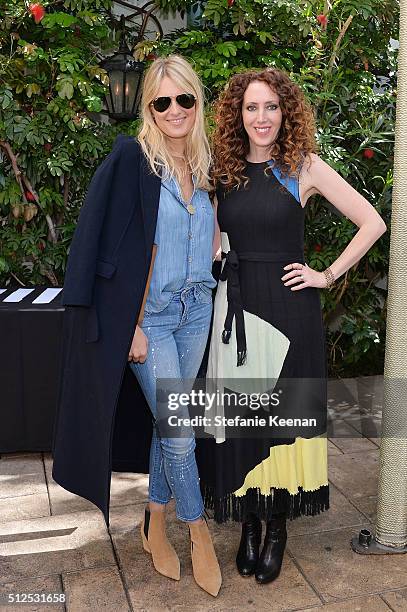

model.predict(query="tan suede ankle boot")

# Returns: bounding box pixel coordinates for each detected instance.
[140,508,180,581]
[189,518,222,597]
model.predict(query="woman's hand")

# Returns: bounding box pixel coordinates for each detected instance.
[128,325,148,363]
[281,262,328,291]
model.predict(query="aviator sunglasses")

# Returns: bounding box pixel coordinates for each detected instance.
[150,93,196,113]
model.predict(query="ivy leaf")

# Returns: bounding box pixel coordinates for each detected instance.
[0,258,10,274]
[84,95,103,112]
[1,90,13,110]
[42,13,77,28]
[26,83,41,98]
[77,10,99,26]
[56,75,74,99]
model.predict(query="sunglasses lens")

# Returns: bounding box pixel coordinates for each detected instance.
[151,94,196,112]
[152,97,171,112]
[176,94,196,109]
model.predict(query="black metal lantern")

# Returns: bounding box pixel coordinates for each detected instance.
[101,15,145,121]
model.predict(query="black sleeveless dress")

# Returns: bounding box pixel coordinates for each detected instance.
[196,161,330,523]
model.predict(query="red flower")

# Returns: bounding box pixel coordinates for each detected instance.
[25,191,36,202]
[314,244,322,252]
[28,3,45,24]
[43,142,52,152]
[37,242,45,251]
[317,14,328,28]
[146,53,158,61]
[228,0,235,7]
[363,148,374,159]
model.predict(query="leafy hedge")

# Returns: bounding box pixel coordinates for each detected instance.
[0,0,134,285]
[0,0,398,376]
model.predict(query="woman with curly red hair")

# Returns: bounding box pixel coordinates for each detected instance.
[196,68,386,584]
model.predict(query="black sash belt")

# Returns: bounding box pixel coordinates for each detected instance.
[220,250,304,367]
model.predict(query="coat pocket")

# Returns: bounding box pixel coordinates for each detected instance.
[85,304,99,343]
[95,258,117,279]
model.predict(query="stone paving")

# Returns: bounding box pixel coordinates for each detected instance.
[1,375,407,611]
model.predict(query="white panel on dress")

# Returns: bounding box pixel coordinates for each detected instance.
[204,232,290,442]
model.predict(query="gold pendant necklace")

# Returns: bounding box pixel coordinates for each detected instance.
[187,203,195,214]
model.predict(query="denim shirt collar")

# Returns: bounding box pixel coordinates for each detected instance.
[162,174,198,206]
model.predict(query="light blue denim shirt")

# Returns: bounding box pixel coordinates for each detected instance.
[144,175,216,314]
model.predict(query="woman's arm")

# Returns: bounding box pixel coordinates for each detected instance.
[283,154,387,290]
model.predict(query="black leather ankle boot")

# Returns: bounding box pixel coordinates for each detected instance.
[255,512,287,584]
[236,513,262,577]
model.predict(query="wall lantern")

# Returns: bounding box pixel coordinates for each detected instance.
[100,15,145,120]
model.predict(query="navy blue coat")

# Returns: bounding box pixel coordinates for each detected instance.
[52,134,162,527]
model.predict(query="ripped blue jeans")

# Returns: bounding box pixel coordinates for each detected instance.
[129,284,212,521]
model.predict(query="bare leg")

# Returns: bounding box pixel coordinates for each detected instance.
[149,501,166,513]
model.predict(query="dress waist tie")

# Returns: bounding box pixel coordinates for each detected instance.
[219,250,305,367]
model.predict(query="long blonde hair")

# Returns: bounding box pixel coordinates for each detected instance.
[138,55,211,191]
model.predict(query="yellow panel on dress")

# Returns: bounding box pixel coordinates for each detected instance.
[234,436,328,497]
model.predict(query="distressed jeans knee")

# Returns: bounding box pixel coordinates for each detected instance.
[160,436,196,461]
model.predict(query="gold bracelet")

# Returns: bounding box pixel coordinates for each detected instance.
[323,266,335,290]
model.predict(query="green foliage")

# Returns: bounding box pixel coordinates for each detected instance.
[0,0,137,286]
[0,0,398,376]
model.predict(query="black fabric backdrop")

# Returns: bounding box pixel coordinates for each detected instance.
[0,286,64,452]
[0,261,222,456]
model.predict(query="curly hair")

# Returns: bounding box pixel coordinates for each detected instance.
[211,68,317,192]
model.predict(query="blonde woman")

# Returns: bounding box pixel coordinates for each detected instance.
[52,55,221,597]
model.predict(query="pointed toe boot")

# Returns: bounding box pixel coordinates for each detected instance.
[189,519,222,597]
[140,508,181,581]
[236,513,262,577]
[255,513,287,585]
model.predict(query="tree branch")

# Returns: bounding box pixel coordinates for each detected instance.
[0,139,25,197]
[10,271,26,287]
[328,15,353,71]
[0,139,58,243]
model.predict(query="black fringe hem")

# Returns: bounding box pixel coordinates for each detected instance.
[201,483,330,523]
